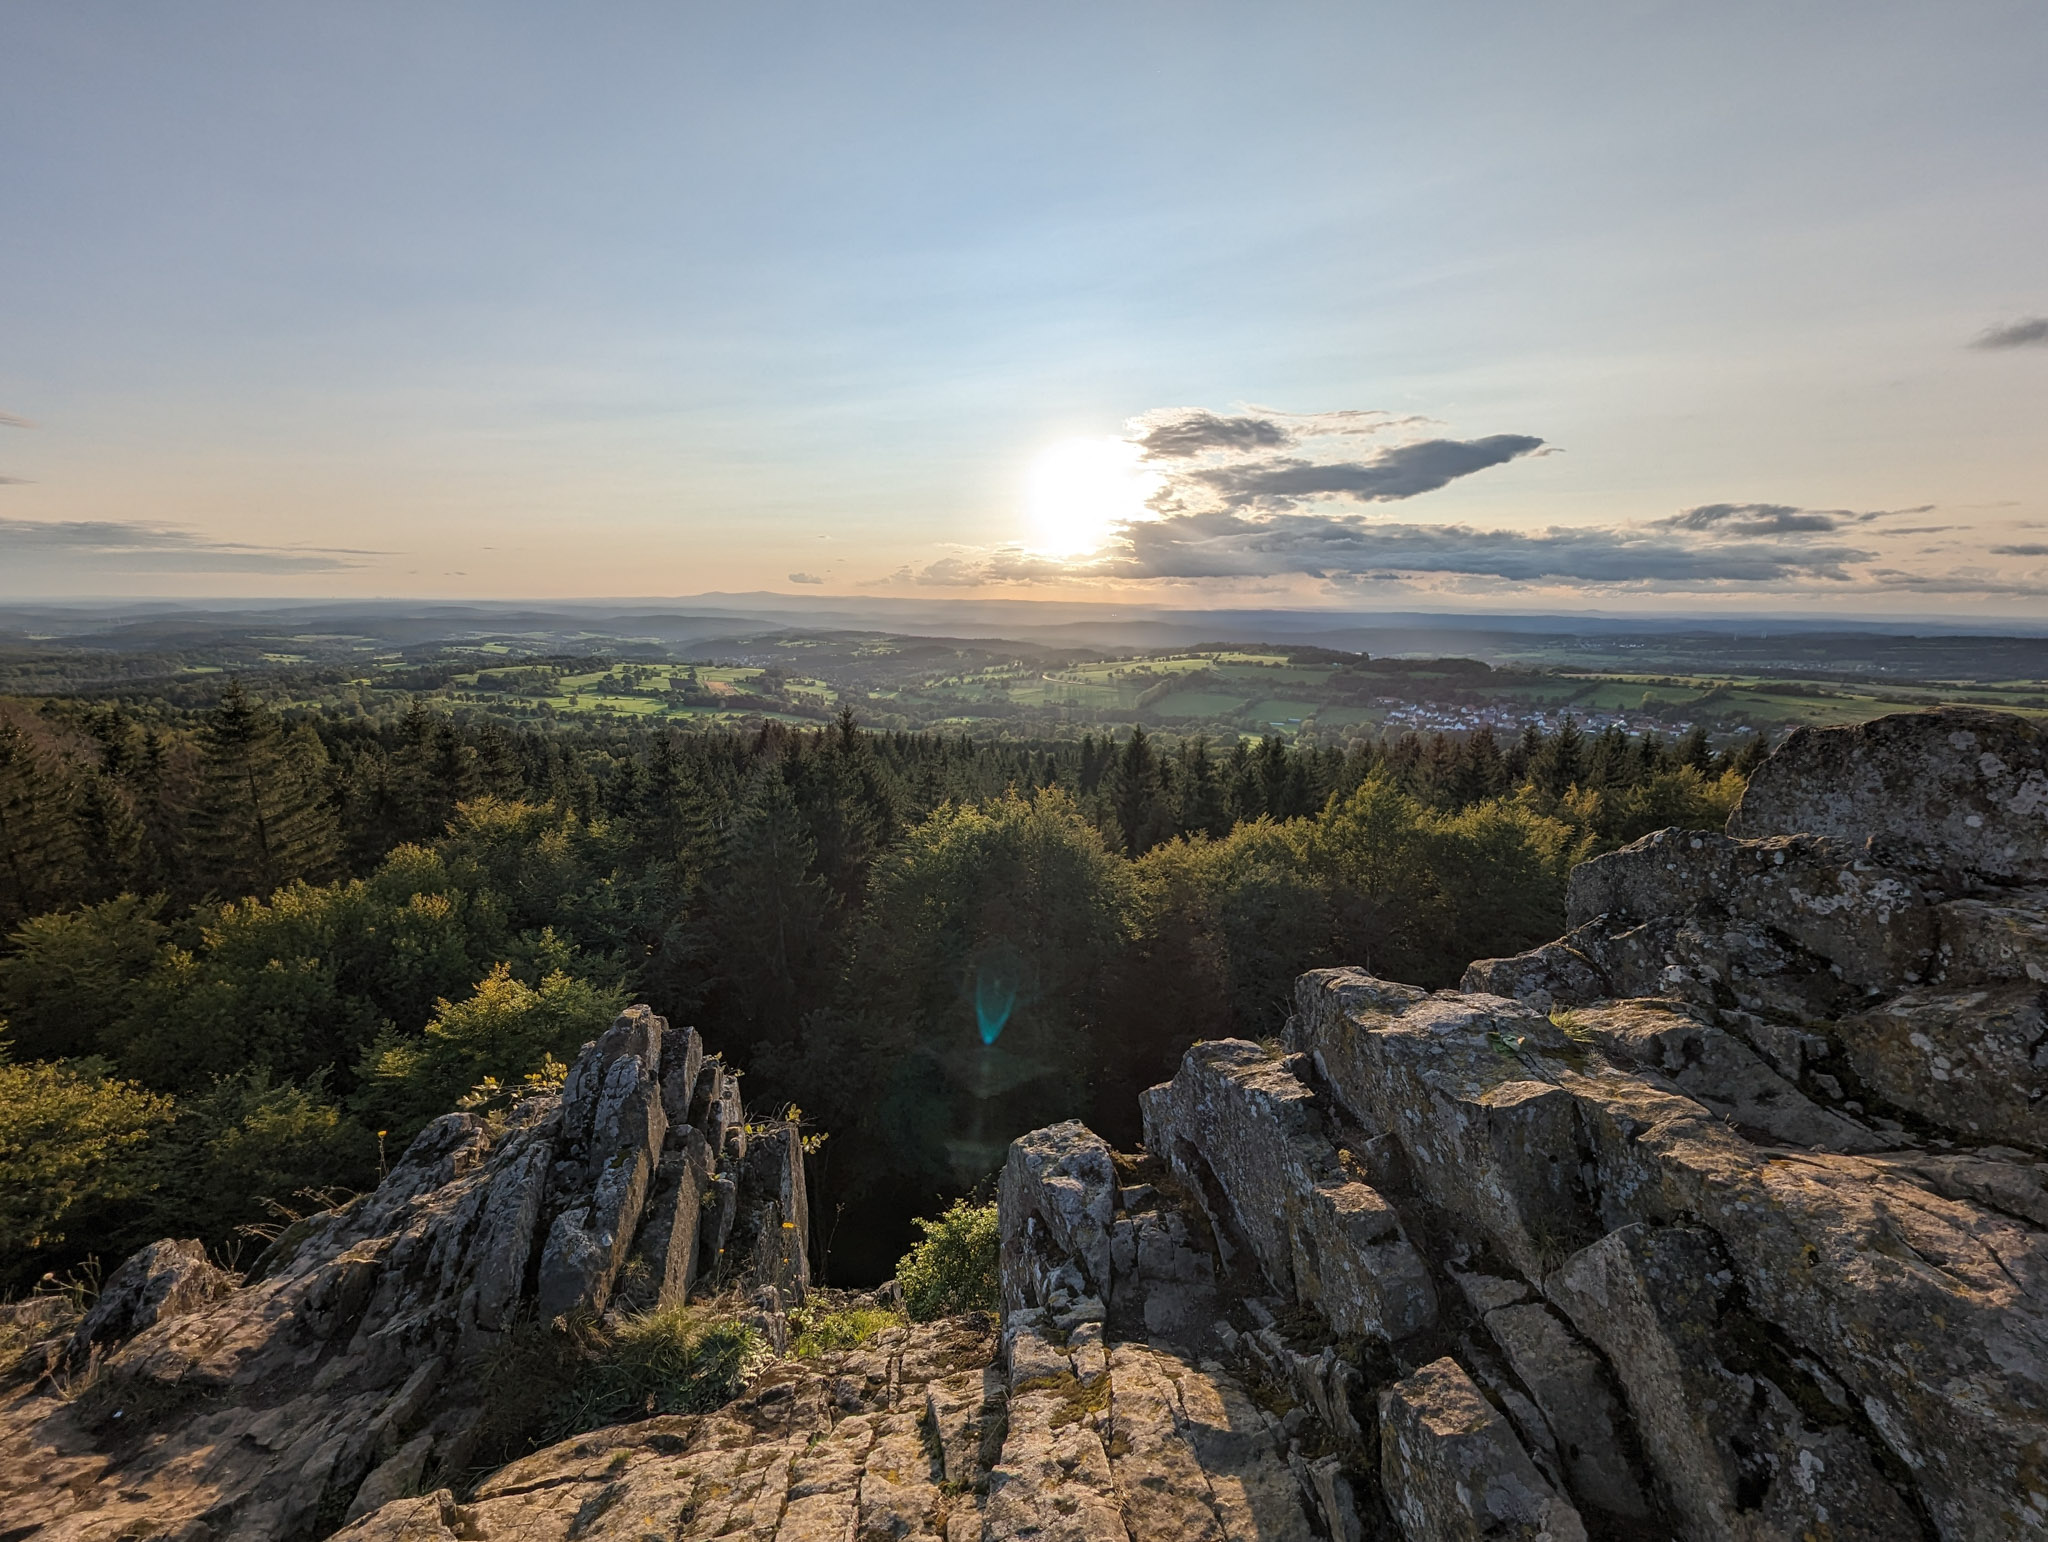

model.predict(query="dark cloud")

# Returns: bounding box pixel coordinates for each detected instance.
[1657,502,1939,537]
[1104,512,1868,584]
[787,571,824,584]
[0,411,33,429]
[0,476,33,486]
[1660,502,1851,535]
[1177,434,1544,511]
[1971,316,2048,350]
[1133,410,1292,460]
[0,517,378,573]
[913,513,1876,588]
[1992,543,2048,557]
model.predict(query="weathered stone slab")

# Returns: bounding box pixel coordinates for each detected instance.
[1568,830,1935,991]
[1831,984,2048,1146]
[1728,707,2048,884]
[1937,888,2048,985]
[1379,1356,1587,1542]
[998,1121,1117,1314]
[1563,998,1884,1153]
[1550,1223,1925,1542]
[1140,1038,1435,1341]
[1480,1302,1650,1521]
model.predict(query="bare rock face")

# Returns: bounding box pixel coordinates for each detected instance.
[988,710,2048,1542]
[331,1313,999,1542]
[0,1008,809,1540]
[1728,706,2048,883]
[1379,1357,1587,1542]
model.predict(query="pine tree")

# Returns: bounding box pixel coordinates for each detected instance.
[0,723,84,931]
[1175,735,1230,838]
[1456,726,1510,806]
[1109,726,1173,856]
[191,682,339,897]
[1732,732,1773,777]
[713,763,828,1041]
[1536,715,1585,798]
[1677,725,1715,774]
[472,721,524,799]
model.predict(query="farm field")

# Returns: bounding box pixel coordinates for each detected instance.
[5,609,2045,744]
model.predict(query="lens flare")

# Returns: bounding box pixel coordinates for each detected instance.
[974,949,1022,1045]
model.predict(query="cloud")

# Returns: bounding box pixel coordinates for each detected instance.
[0,411,33,429]
[1659,502,1858,535]
[911,509,1879,589]
[1971,316,2048,350]
[1107,512,1871,584]
[0,476,32,486]
[0,517,380,573]
[1992,543,2048,557]
[1131,409,1293,460]
[787,571,824,585]
[1171,434,1545,512]
[1655,502,1939,537]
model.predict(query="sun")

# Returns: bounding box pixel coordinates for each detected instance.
[1024,436,1156,557]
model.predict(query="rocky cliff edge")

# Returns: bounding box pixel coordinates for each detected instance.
[4,706,2044,1542]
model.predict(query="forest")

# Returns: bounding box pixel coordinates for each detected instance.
[0,684,1762,1287]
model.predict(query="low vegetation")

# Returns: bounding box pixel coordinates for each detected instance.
[897,1200,1001,1321]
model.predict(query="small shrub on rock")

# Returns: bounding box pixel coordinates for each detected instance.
[896,1200,999,1320]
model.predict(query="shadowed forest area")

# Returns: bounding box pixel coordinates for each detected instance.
[0,686,1763,1286]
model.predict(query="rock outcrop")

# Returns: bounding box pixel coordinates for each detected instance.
[5,707,2043,1542]
[0,1007,809,1540]
[998,709,2047,1542]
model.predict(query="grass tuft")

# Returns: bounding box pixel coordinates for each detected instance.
[789,1304,899,1358]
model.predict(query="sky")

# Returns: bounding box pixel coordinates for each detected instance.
[2,2,2045,616]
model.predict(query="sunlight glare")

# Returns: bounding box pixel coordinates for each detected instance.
[1024,437,1155,557]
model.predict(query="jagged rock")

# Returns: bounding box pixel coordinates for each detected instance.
[998,1120,1117,1314]
[630,1126,716,1307]
[729,1124,812,1302]
[1378,1356,1587,1542]
[1567,829,1936,992]
[537,1008,671,1320]
[64,1236,237,1368]
[1559,997,1884,1152]
[1937,887,2048,984]
[1287,962,2048,1540]
[1285,975,1601,1283]
[1729,707,2048,883]
[1460,934,1610,1007]
[1551,1223,1926,1542]
[1831,983,2048,1145]
[0,1007,810,1540]
[1478,1301,1650,1521]
[1107,1198,1218,1339]
[1139,1038,1436,1342]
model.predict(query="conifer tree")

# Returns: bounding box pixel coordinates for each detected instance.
[1175,735,1230,838]
[1536,714,1586,798]
[191,682,340,897]
[713,762,828,1041]
[1677,724,1715,774]
[0,722,83,931]
[1109,726,1173,856]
